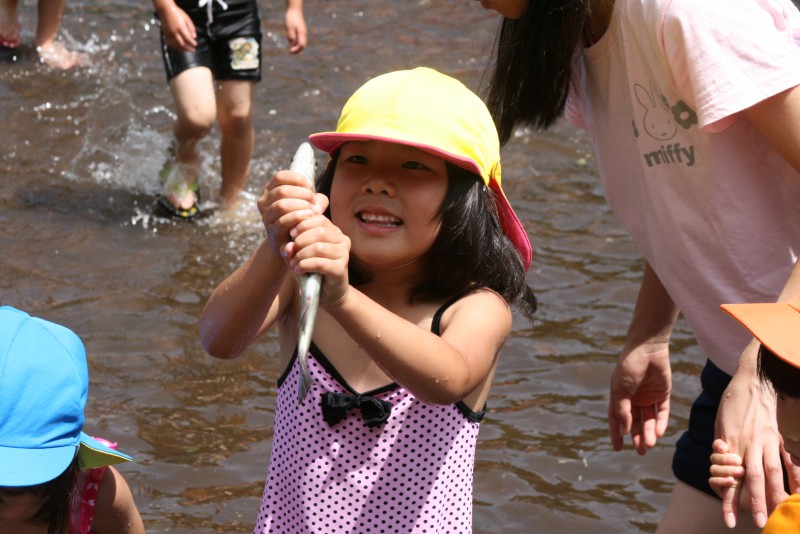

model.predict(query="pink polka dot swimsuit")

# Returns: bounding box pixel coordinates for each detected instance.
[254,298,485,533]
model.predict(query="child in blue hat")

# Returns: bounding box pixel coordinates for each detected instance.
[0,306,145,534]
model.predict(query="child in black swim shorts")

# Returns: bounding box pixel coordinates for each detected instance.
[154,0,306,219]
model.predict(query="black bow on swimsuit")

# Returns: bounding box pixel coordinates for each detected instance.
[320,391,393,428]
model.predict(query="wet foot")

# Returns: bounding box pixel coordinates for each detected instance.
[37,41,86,69]
[160,151,199,212]
[211,191,261,224]
[164,188,198,212]
[156,172,200,220]
[218,190,249,213]
[0,2,21,48]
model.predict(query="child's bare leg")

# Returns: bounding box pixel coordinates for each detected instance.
[216,79,256,209]
[34,0,84,68]
[34,0,66,49]
[166,66,216,210]
[0,0,21,47]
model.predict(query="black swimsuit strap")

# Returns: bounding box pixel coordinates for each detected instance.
[430,291,488,422]
[430,292,472,335]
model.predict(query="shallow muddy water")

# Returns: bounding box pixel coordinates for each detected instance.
[1,1,709,532]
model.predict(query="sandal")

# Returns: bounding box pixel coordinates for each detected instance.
[0,35,19,61]
[155,142,201,221]
[0,36,19,49]
[156,192,201,221]
[0,24,20,50]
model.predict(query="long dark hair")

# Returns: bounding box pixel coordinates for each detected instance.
[316,153,537,317]
[758,345,800,399]
[486,0,590,144]
[0,456,79,534]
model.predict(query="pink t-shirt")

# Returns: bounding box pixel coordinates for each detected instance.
[253,300,483,533]
[566,0,800,374]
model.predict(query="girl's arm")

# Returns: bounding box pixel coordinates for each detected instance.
[744,84,800,305]
[327,287,511,405]
[153,0,196,52]
[199,238,293,359]
[198,170,323,359]
[744,84,800,173]
[90,466,146,534]
[287,213,511,404]
[714,83,800,527]
[608,262,678,455]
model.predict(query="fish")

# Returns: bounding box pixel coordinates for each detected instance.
[289,142,320,404]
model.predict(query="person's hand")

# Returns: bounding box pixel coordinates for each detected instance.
[159,4,197,52]
[258,168,349,302]
[709,439,746,528]
[608,342,671,455]
[258,169,322,256]
[287,206,351,307]
[285,6,307,54]
[714,343,789,529]
[258,171,350,306]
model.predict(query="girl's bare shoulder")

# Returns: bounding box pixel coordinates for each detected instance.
[92,466,145,534]
[439,288,512,333]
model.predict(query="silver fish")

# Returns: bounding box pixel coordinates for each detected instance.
[289,142,320,404]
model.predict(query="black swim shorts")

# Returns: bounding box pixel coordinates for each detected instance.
[672,359,789,498]
[159,0,262,83]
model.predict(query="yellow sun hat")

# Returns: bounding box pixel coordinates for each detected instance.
[309,67,532,270]
[720,292,800,369]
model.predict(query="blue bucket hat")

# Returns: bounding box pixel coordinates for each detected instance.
[0,306,132,487]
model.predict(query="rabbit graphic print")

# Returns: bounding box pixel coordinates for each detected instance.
[633,80,697,168]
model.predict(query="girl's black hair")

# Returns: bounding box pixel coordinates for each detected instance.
[486,0,590,144]
[316,152,537,317]
[0,455,79,534]
[758,345,800,399]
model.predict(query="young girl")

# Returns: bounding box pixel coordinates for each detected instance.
[199,67,537,533]
[479,1,800,532]
[0,306,145,534]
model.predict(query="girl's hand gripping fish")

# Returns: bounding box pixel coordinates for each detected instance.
[289,142,320,404]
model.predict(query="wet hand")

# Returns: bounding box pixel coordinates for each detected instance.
[608,343,671,455]
[259,169,323,255]
[288,214,351,307]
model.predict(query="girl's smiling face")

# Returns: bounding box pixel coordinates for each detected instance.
[330,141,448,272]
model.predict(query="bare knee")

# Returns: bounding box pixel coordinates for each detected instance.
[169,68,217,141]
[218,103,253,137]
[176,108,215,142]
